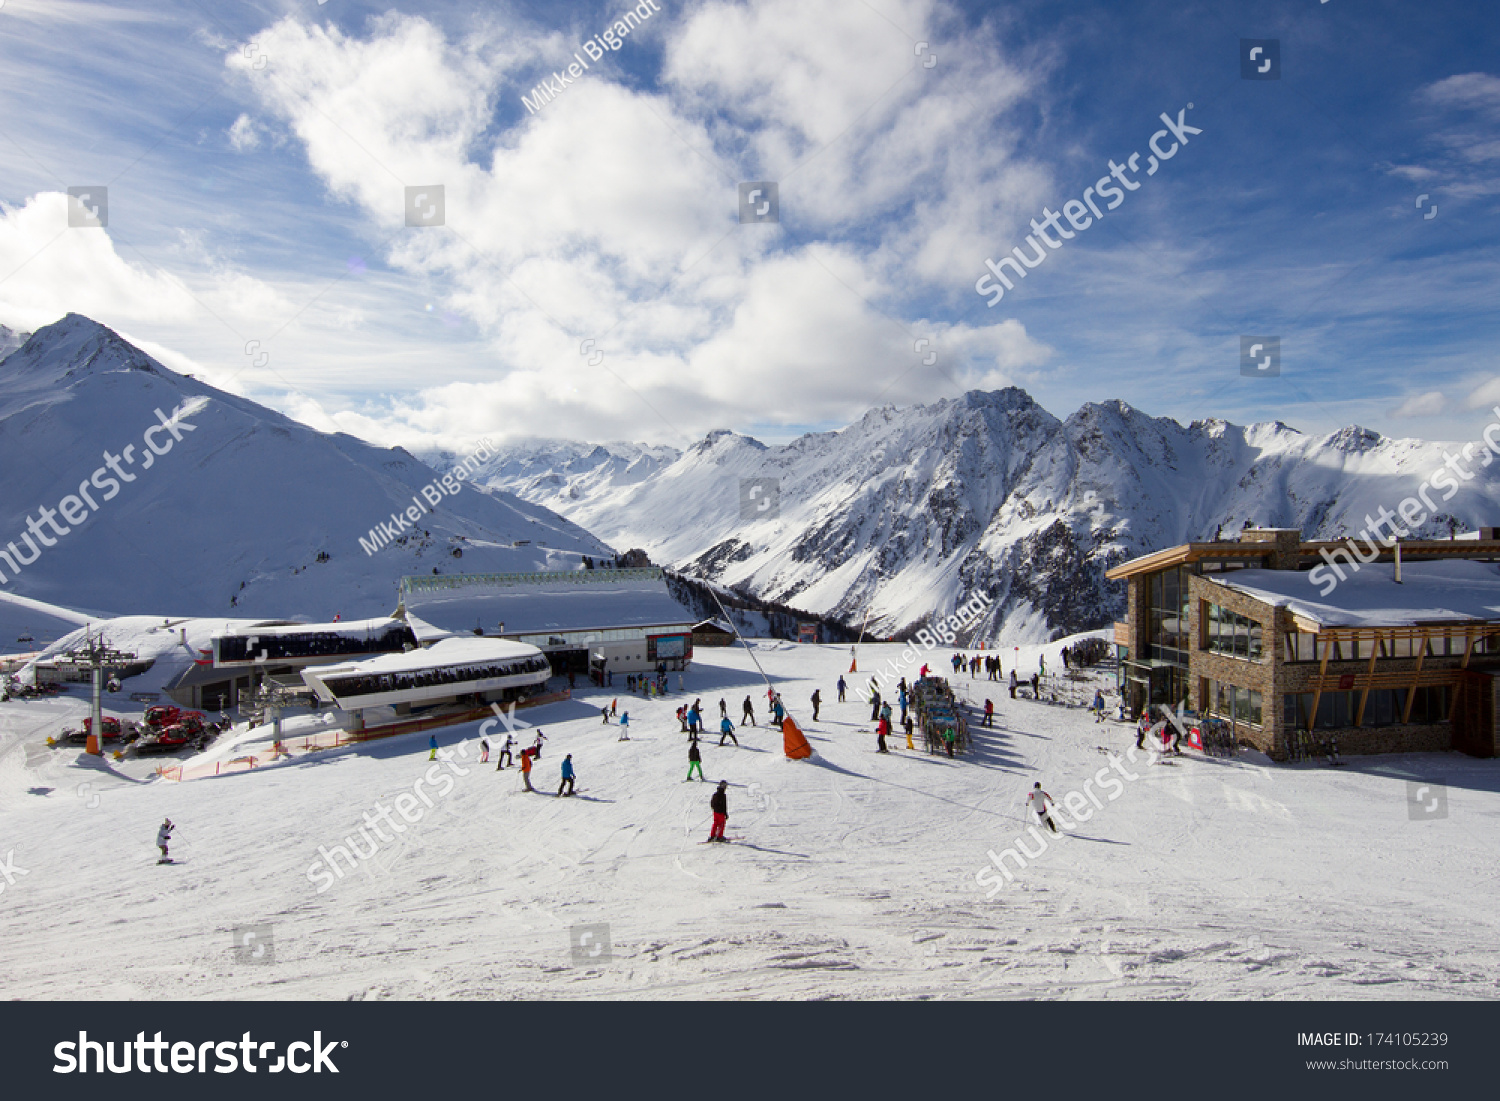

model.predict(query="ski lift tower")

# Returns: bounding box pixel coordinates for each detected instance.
[59,628,139,755]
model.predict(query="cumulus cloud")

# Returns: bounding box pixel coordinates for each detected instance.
[223,2,1051,446]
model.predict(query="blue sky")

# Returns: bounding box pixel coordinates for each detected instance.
[0,0,1495,453]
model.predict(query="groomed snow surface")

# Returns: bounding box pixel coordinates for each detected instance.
[2,638,1497,1000]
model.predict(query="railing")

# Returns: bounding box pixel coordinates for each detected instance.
[399,567,663,597]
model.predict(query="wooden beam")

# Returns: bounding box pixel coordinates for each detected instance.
[1449,632,1477,722]
[1355,629,1380,726]
[1401,628,1429,724]
[1308,635,1334,733]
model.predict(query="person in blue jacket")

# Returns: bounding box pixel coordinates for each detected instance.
[771,694,786,725]
[558,753,576,797]
[428,734,438,761]
[719,715,738,746]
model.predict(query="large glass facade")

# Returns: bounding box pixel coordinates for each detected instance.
[1207,679,1262,727]
[1148,566,1190,665]
[1204,604,1263,660]
[1283,686,1451,729]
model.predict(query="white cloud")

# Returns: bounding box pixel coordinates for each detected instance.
[222,3,1051,446]
[1464,377,1500,410]
[1390,390,1446,418]
[227,113,262,152]
[0,191,198,331]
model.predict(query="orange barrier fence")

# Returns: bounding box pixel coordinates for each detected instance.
[156,688,571,782]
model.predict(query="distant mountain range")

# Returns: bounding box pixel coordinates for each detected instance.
[0,315,611,620]
[450,394,1500,642]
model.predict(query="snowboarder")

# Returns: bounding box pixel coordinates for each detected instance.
[836,676,847,703]
[687,739,704,782]
[719,716,738,746]
[558,754,576,797]
[429,734,438,761]
[480,737,490,763]
[156,818,174,863]
[708,781,729,842]
[618,712,630,740]
[497,735,514,770]
[983,698,994,727]
[1009,669,1018,699]
[811,689,821,721]
[1027,782,1058,833]
[520,747,535,791]
[742,696,755,726]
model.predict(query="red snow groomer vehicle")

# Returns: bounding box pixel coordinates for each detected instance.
[62,715,126,745]
[136,708,214,755]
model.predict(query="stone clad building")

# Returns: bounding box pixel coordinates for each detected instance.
[1108,528,1500,760]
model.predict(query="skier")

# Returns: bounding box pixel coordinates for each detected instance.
[602,706,611,725]
[719,698,728,720]
[942,725,956,758]
[876,714,890,753]
[428,734,438,761]
[480,737,490,763]
[898,684,908,724]
[1039,653,1046,676]
[1030,672,1039,698]
[771,694,785,725]
[558,754,576,797]
[836,676,847,703]
[742,696,756,726]
[719,716,738,747]
[497,735,514,771]
[1009,669,1017,699]
[869,689,882,723]
[618,711,630,740]
[903,713,915,750]
[678,705,689,732]
[1136,712,1149,750]
[156,817,174,863]
[919,663,930,679]
[520,747,535,791]
[811,689,821,722]
[610,698,618,717]
[1093,689,1106,722]
[686,738,704,782]
[1027,782,1058,833]
[708,781,729,842]
[983,698,994,727]
[880,700,893,727]
[689,700,703,736]
[531,731,546,759]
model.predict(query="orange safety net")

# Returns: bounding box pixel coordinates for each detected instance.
[782,716,813,759]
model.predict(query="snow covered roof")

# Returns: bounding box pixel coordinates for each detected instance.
[1207,560,1500,629]
[214,616,399,638]
[312,636,541,677]
[401,571,698,637]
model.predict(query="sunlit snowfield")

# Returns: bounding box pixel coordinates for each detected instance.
[2,639,1497,1000]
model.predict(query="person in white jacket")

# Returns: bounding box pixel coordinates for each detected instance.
[156,818,174,862]
[1026,784,1058,834]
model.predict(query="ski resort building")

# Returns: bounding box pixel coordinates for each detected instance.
[299,637,550,716]
[396,567,699,678]
[1108,527,1500,759]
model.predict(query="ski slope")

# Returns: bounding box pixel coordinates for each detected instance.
[0,638,1496,1000]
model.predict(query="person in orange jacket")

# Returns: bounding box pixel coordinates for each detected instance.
[520,746,535,791]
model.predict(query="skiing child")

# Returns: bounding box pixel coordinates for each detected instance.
[558,754,576,797]
[480,737,490,763]
[602,706,612,725]
[156,817,174,863]
[836,675,847,703]
[719,716,739,746]
[497,734,514,770]
[1027,782,1058,833]
[618,712,630,740]
[903,713,915,750]
[429,734,438,761]
[876,714,890,753]
[531,731,546,759]
[687,739,704,782]
[708,781,729,842]
[719,698,727,720]
[771,694,786,725]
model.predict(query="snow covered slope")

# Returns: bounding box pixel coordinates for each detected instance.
[0,316,613,621]
[0,325,28,361]
[2,638,1497,1000]
[469,392,1500,643]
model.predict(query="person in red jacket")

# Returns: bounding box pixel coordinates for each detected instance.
[876,714,891,753]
